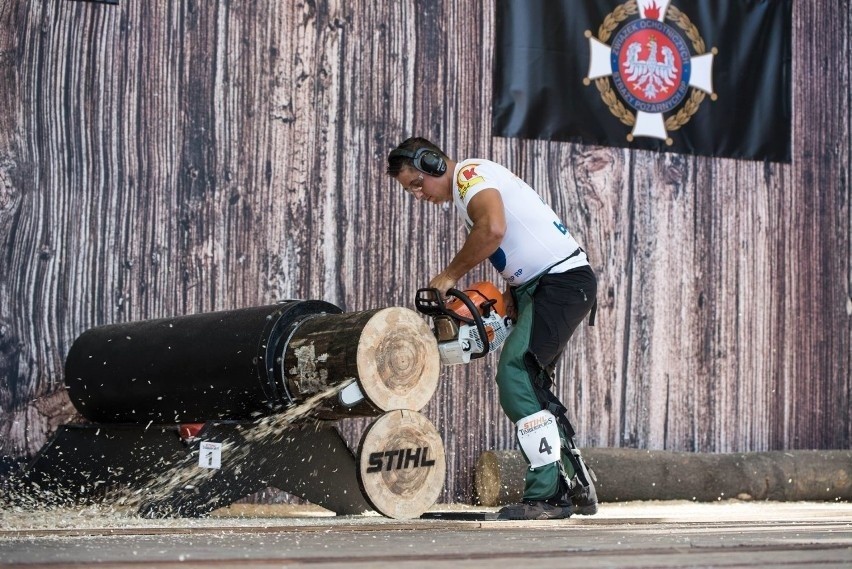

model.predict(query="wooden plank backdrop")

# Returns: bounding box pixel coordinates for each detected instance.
[0,0,849,503]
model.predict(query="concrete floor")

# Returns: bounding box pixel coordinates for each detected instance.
[1,501,851,568]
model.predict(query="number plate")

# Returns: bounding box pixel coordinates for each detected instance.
[517,410,560,468]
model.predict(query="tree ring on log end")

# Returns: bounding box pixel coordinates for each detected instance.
[357,410,446,519]
[356,308,439,411]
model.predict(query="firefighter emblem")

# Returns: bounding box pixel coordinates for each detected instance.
[584,0,717,144]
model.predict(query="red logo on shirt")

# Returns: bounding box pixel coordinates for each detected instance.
[456,163,485,200]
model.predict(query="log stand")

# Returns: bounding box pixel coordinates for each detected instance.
[7,303,446,519]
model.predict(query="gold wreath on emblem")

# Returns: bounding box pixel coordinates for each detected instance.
[584,0,719,142]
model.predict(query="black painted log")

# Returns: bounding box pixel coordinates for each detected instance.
[65,302,341,423]
[475,448,852,505]
[64,302,439,424]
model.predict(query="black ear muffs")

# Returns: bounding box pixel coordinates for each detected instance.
[389,147,447,177]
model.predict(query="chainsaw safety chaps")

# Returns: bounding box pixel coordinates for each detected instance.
[495,265,597,502]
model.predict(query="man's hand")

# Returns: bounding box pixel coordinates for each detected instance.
[429,272,458,296]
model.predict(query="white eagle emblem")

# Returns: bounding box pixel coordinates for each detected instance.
[584,0,717,143]
[622,36,679,100]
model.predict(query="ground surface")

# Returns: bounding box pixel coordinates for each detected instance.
[1,501,851,568]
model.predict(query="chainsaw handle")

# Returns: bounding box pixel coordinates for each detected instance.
[415,287,491,360]
[414,288,451,318]
[445,288,490,360]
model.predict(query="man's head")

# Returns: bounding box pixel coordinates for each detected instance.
[387,137,454,204]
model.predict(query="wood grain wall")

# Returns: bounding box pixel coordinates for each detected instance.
[0,0,849,502]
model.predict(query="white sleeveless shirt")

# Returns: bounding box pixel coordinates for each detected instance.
[453,159,588,286]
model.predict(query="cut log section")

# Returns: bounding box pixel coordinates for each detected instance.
[357,410,446,519]
[475,448,852,505]
[283,307,440,419]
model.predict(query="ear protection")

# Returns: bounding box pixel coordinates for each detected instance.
[389,147,447,177]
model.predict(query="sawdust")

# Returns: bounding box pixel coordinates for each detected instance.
[1,383,352,520]
[120,382,350,516]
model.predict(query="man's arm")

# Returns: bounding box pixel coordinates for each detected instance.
[429,188,506,294]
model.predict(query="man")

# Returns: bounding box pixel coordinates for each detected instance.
[387,137,598,521]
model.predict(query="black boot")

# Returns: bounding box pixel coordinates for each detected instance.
[497,499,572,520]
[569,471,598,515]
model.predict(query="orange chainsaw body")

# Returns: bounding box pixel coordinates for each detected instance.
[444,281,506,343]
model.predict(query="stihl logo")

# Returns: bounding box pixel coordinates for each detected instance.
[366,447,436,473]
[520,415,553,433]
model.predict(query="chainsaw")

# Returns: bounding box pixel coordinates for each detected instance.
[415,281,513,365]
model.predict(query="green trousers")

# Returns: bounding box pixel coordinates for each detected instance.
[495,266,596,501]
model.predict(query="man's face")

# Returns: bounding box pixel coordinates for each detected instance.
[397,166,451,204]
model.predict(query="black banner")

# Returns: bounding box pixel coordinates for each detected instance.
[492,0,792,162]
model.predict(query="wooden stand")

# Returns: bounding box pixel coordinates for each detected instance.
[13,422,372,516]
[12,410,446,519]
[13,303,446,519]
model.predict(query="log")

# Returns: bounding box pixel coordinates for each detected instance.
[356,409,446,519]
[65,303,439,424]
[65,302,340,423]
[475,448,852,506]
[283,307,440,420]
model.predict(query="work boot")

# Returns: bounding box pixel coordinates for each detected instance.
[570,473,599,515]
[497,499,572,520]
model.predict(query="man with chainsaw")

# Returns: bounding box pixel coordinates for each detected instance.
[387,137,598,520]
